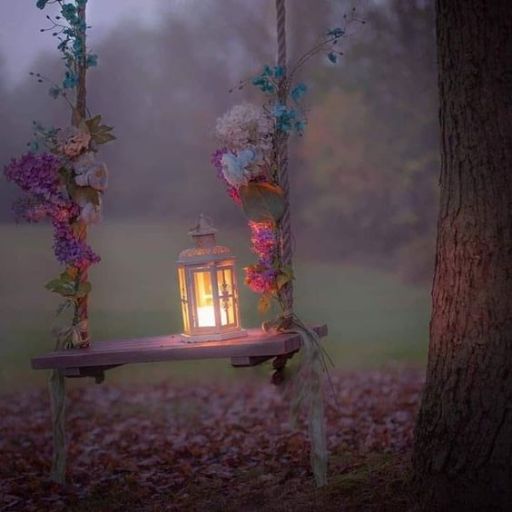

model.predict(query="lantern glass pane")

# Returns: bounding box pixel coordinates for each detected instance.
[178,267,190,333]
[217,268,236,326]
[193,271,216,327]
[220,296,235,325]
[217,267,233,295]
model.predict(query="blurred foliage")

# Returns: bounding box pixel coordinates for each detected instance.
[295,0,438,281]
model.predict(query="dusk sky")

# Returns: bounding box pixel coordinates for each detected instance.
[0,0,193,84]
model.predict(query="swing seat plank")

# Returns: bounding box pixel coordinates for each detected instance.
[31,324,328,374]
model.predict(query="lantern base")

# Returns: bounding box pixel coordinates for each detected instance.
[181,329,248,343]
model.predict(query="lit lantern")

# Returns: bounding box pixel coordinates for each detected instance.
[177,215,247,341]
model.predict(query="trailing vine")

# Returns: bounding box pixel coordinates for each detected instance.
[3,0,114,350]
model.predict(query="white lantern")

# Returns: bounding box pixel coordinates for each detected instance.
[177,215,247,341]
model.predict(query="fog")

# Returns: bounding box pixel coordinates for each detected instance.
[1,0,437,277]
[0,0,440,387]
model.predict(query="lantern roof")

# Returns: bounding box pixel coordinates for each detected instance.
[178,215,234,264]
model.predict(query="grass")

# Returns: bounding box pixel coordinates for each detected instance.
[0,222,430,389]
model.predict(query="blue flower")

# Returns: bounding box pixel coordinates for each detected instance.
[221,149,256,188]
[271,104,298,133]
[48,86,61,99]
[62,71,78,89]
[273,65,285,78]
[86,54,98,68]
[295,120,307,134]
[291,82,308,103]
[327,52,338,64]
[251,74,276,94]
[262,65,273,77]
[73,37,83,58]
[271,104,288,118]
[61,3,78,24]
[327,27,344,38]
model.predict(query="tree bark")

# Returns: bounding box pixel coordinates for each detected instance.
[413,1,512,510]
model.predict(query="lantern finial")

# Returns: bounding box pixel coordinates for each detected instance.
[189,214,217,237]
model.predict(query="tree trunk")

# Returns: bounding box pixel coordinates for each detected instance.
[413,1,512,510]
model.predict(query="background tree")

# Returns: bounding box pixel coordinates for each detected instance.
[413,0,512,510]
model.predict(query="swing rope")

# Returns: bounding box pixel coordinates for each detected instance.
[49,2,89,485]
[274,0,328,487]
[275,0,294,319]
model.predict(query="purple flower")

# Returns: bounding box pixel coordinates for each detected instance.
[210,147,229,179]
[4,152,63,200]
[245,264,278,294]
[244,221,279,294]
[250,221,278,259]
[53,221,100,270]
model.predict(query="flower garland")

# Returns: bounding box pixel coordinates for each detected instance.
[211,10,363,487]
[3,0,115,350]
[211,52,343,316]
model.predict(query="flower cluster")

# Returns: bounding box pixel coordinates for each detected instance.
[211,73,308,304]
[244,221,279,294]
[53,221,100,270]
[57,127,91,158]
[271,104,306,134]
[4,149,101,269]
[36,0,98,100]
[212,103,273,199]
[215,102,273,153]
[4,152,62,199]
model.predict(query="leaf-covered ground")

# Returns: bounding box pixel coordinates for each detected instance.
[0,369,423,512]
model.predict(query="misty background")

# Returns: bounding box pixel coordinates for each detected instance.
[0,0,438,387]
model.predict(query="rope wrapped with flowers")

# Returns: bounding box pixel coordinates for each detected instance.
[3,0,114,483]
[211,0,361,486]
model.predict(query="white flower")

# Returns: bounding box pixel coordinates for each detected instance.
[215,103,273,154]
[75,162,109,191]
[73,152,96,175]
[80,201,102,225]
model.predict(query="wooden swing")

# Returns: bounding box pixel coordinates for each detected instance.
[31,0,327,379]
[32,325,328,379]
[31,0,328,485]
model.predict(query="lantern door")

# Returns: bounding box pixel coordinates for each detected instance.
[216,265,239,328]
[177,266,191,335]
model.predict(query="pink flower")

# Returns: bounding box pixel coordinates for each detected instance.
[57,127,91,158]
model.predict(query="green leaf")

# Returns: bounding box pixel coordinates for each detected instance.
[45,272,91,299]
[277,266,294,290]
[85,114,116,145]
[93,131,116,145]
[239,182,285,223]
[85,114,102,131]
[56,300,73,316]
[45,276,76,297]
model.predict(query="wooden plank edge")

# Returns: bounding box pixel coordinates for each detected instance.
[31,324,328,371]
